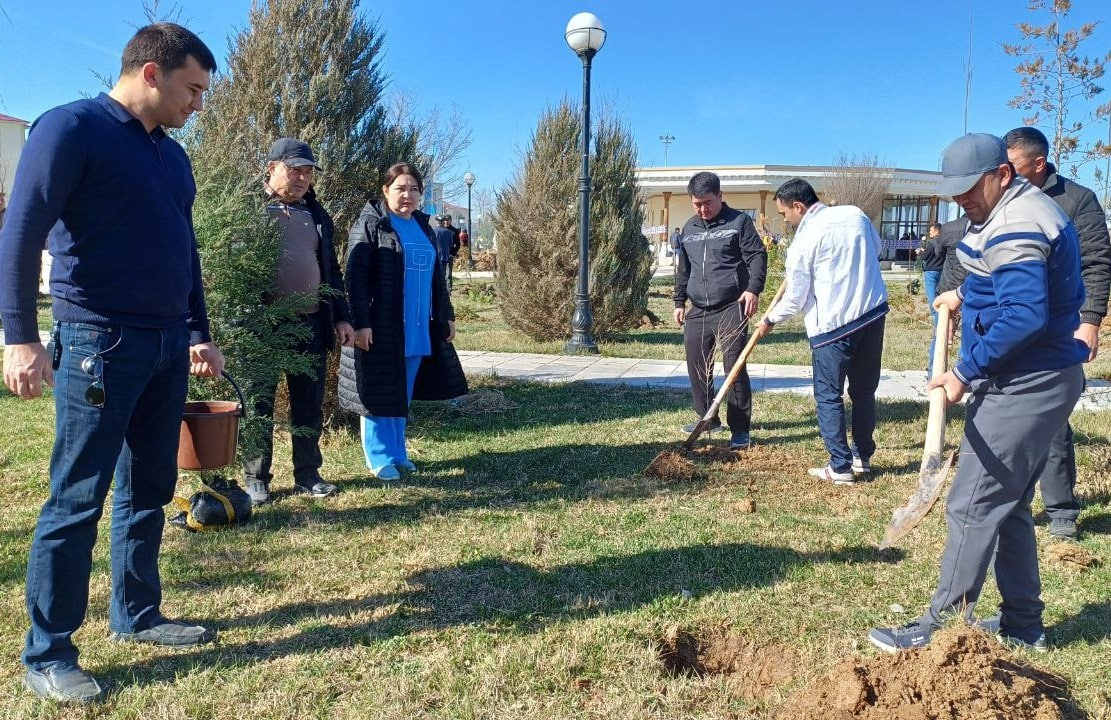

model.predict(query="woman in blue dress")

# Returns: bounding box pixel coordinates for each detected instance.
[338,162,467,480]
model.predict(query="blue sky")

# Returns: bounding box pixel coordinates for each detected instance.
[1,0,1108,202]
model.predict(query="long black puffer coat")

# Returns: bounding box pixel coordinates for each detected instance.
[338,200,467,417]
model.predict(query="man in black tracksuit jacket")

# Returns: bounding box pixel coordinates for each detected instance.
[673,171,768,448]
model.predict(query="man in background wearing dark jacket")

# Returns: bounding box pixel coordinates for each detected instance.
[1004,126,1111,540]
[673,171,767,449]
[243,138,354,506]
[917,222,947,376]
[433,214,461,290]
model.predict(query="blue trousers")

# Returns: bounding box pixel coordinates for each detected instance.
[922,366,1084,643]
[24,322,189,670]
[923,270,941,376]
[361,355,422,471]
[810,317,885,474]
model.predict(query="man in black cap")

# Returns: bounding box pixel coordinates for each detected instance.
[869,133,1087,653]
[243,137,354,505]
[432,214,461,290]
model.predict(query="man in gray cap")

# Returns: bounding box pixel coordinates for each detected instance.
[243,137,354,504]
[869,133,1087,653]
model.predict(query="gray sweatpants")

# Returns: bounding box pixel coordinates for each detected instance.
[922,365,1084,642]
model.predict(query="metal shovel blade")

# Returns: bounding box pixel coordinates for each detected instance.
[879,450,955,549]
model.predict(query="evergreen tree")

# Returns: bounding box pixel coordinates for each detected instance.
[189,0,418,233]
[495,101,651,341]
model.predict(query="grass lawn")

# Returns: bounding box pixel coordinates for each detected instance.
[451,274,1111,380]
[1,370,1109,718]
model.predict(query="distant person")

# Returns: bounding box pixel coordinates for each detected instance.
[669,226,682,254]
[0,23,223,704]
[754,178,888,485]
[869,133,1086,654]
[0,191,7,230]
[459,226,470,252]
[916,221,946,376]
[242,138,354,506]
[432,214,460,290]
[339,163,467,481]
[673,171,767,449]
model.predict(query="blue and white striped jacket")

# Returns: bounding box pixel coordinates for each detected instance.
[953,178,1088,384]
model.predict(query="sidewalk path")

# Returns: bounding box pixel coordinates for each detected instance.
[458,350,1111,411]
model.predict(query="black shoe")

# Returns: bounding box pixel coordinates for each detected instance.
[682,419,723,434]
[112,618,216,647]
[24,664,107,704]
[294,479,338,498]
[245,479,270,506]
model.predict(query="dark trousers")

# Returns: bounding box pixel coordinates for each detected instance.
[244,312,328,486]
[443,260,453,291]
[25,322,189,669]
[923,366,1084,643]
[1040,422,1079,522]
[810,317,884,473]
[683,303,751,434]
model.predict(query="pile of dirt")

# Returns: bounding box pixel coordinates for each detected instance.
[645,450,702,482]
[657,626,796,701]
[775,627,1081,720]
[1046,542,1099,572]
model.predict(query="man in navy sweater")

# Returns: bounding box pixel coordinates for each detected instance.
[0,24,224,703]
[870,133,1087,654]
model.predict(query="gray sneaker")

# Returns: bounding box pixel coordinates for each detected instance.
[24,664,107,704]
[113,618,216,647]
[245,479,270,506]
[1049,518,1078,540]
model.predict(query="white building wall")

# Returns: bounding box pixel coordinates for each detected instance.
[0,119,28,199]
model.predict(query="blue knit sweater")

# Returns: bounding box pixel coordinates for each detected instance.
[0,93,209,345]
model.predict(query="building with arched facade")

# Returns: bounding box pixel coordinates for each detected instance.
[637,165,956,262]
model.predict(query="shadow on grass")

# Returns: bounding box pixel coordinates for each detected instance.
[122,541,905,686]
[1051,600,1111,647]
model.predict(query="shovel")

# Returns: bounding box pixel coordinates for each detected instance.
[683,280,787,450]
[879,304,954,549]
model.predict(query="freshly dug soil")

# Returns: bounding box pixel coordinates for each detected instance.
[1045,542,1099,571]
[644,450,702,482]
[657,626,796,701]
[775,627,1081,720]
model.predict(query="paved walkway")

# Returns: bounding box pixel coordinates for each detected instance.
[458,350,1111,411]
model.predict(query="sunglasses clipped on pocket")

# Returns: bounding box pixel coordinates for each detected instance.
[81,354,106,408]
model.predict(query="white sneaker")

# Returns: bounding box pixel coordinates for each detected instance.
[851,456,871,474]
[808,465,856,485]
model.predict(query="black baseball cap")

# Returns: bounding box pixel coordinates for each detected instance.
[267,137,319,168]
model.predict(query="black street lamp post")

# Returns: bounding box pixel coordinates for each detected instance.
[464,171,475,268]
[563,12,606,355]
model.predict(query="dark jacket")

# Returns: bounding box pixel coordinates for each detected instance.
[269,187,352,349]
[1041,164,1111,325]
[432,225,458,263]
[337,201,467,417]
[673,203,768,310]
[937,217,970,295]
[920,234,947,272]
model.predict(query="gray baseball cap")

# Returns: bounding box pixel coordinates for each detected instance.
[936,133,1007,197]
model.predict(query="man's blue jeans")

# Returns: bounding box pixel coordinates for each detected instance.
[923,270,941,375]
[810,317,885,474]
[23,322,189,670]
